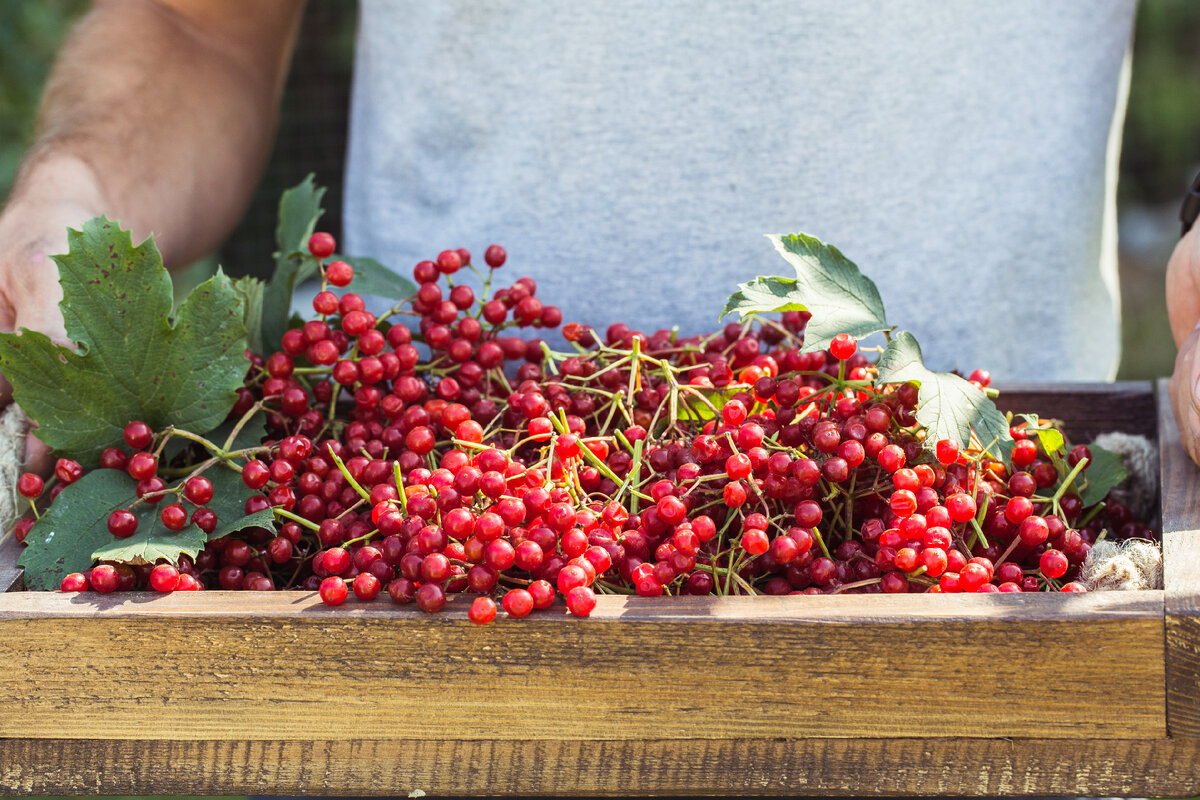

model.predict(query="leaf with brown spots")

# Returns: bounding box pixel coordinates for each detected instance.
[0,218,247,465]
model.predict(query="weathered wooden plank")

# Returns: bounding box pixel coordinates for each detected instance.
[0,531,22,592]
[1,736,1197,797]
[0,590,1165,742]
[1158,377,1200,738]
[995,381,1156,441]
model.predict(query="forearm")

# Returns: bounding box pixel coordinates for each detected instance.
[7,0,304,268]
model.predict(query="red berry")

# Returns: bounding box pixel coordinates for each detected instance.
[934,439,959,465]
[191,507,218,534]
[183,475,213,505]
[308,232,336,258]
[123,420,153,449]
[54,458,83,485]
[829,333,857,361]
[469,596,498,625]
[319,576,348,606]
[242,460,270,490]
[107,509,138,538]
[352,572,381,601]
[566,586,597,617]
[485,244,507,268]
[60,572,89,592]
[160,503,188,531]
[17,473,43,499]
[326,260,354,287]
[502,588,534,618]
[127,451,157,481]
[1040,549,1069,579]
[89,564,120,593]
[436,249,462,274]
[149,564,180,592]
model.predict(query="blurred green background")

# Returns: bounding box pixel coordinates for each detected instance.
[2,1,1199,380]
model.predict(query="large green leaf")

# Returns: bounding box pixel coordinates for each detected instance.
[19,464,275,590]
[0,219,247,465]
[330,254,417,301]
[876,331,1011,456]
[262,175,326,353]
[721,233,890,353]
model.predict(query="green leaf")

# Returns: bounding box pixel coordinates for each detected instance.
[330,254,417,300]
[876,331,1011,456]
[18,463,277,590]
[233,275,266,355]
[275,173,326,259]
[261,176,326,353]
[19,470,144,589]
[721,233,890,353]
[1012,413,1065,459]
[0,219,248,465]
[1079,444,1128,507]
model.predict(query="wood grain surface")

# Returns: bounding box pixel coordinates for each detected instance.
[1158,377,1200,739]
[0,590,1166,742]
[1,736,1198,796]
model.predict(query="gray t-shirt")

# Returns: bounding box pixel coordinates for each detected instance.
[344,1,1135,380]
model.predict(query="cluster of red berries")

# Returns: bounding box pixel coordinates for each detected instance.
[16,231,1153,620]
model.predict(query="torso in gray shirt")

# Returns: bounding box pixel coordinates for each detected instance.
[344,0,1135,380]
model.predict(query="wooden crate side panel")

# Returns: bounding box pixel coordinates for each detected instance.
[1,736,1197,797]
[994,381,1156,441]
[1158,378,1200,738]
[0,591,1165,742]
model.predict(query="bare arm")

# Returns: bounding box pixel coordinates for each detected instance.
[0,0,304,468]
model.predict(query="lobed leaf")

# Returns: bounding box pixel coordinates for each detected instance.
[19,464,276,590]
[0,219,247,465]
[876,331,1011,457]
[721,233,890,353]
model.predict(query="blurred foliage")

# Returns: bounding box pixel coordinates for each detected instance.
[0,2,1197,379]
[0,0,88,198]
[1120,0,1200,205]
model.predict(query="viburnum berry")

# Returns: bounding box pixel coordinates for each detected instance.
[484,244,507,268]
[1040,549,1069,579]
[89,564,120,593]
[107,509,138,538]
[183,475,214,505]
[319,576,348,606]
[242,460,270,490]
[160,503,188,531]
[55,458,83,485]
[469,596,498,625]
[566,586,597,617]
[325,260,354,287]
[149,564,180,593]
[308,232,336,258]
[502,588,534,618]
[127,451,157,481]
[123,420,154,449]
[60,572,89,592]
[829,333,857,361]
[934,439,959,465]
[17,472,43,499]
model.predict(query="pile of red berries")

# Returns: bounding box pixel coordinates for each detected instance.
[14,232,1155,620]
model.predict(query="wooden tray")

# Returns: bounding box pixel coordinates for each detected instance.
[0,380,1195,796]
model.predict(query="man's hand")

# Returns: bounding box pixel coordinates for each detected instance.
[1166,226,1200,463]
[0,0,303,476]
